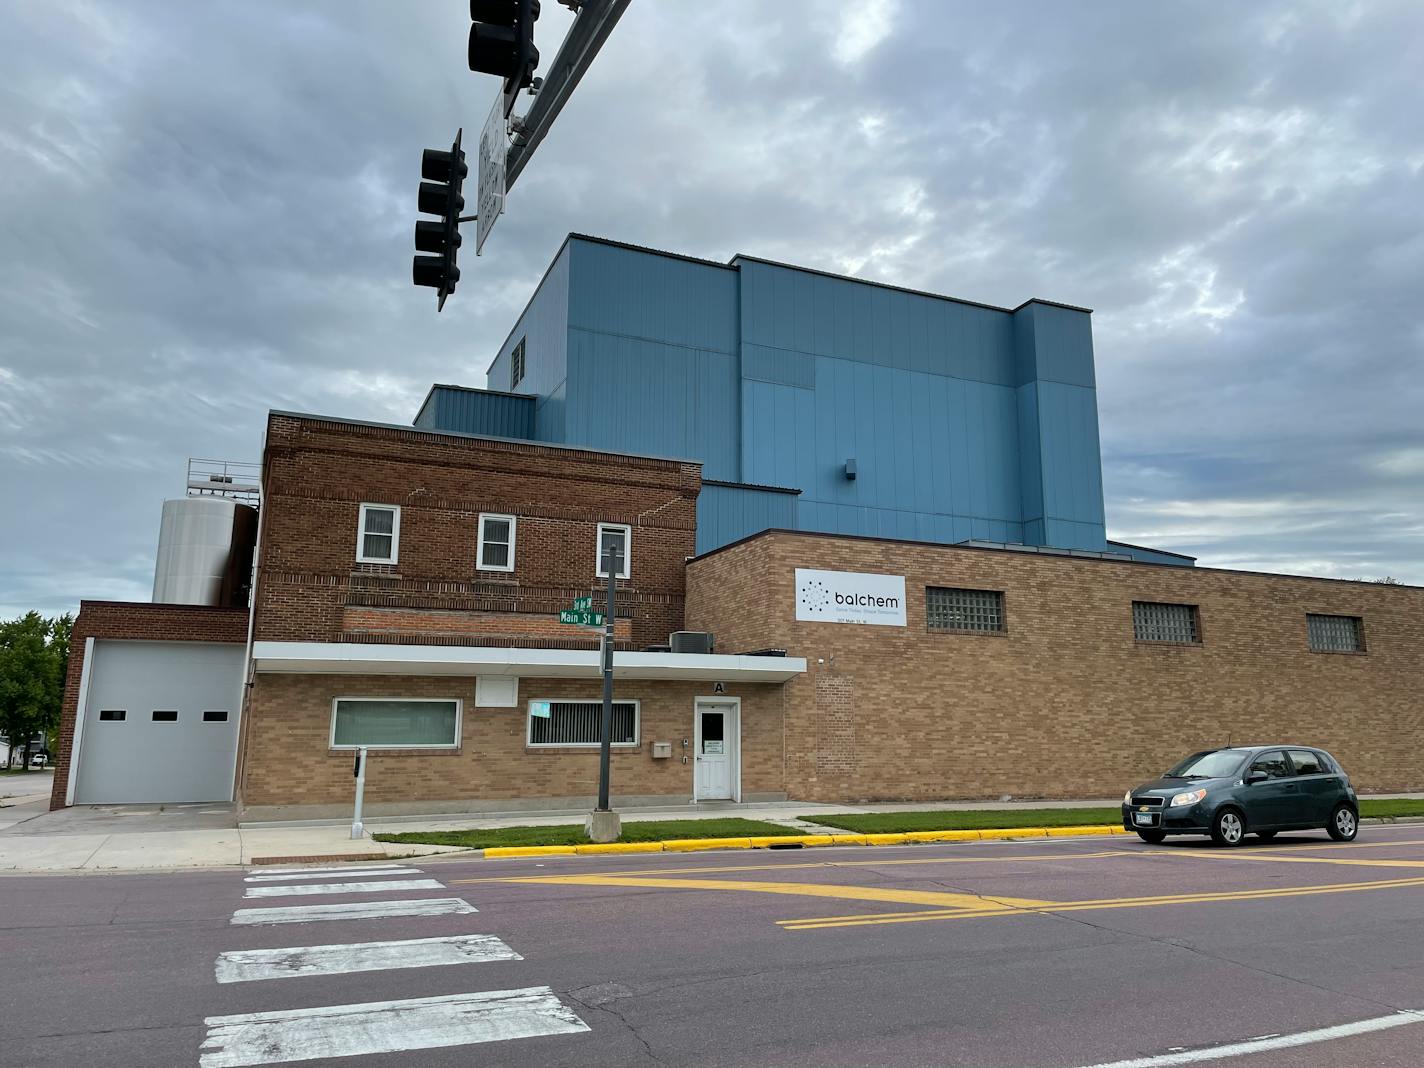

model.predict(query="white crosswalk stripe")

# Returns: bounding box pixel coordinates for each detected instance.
[231,897,477,925]
[245,867,421,883]
[244,878,443,899]
[248,863,411,876]
[199,986,590,1067]
[215,934,522,984]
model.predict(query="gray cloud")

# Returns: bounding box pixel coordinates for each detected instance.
[2,0,1421,618]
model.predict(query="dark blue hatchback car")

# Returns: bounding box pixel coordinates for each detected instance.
[1123,745,1359,846]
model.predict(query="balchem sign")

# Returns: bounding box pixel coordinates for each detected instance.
[794,568,907,627]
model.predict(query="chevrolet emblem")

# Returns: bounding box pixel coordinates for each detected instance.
[1138,805,1148,812]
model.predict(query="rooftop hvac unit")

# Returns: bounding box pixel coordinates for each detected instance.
[669,631,714,655]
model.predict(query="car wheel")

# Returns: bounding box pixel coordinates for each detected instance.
[1327,804,1358,842]
[1255,831,1277,841]
[1211,808,1247,847]
[1135,829,1166,844]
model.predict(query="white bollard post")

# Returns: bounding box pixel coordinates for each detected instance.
[350,745,368,840]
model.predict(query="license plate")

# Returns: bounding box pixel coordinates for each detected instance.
[1134,812,1155,826]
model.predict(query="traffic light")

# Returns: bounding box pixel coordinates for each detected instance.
[469,0,540,115]
[412,129,466,311]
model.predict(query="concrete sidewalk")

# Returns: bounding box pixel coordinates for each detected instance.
[4,792,1420,874]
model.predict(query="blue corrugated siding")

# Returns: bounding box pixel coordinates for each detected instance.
[695,484,798,554]
[488,242,570,431]
[426,236,1132,558]
[419,387,534,438]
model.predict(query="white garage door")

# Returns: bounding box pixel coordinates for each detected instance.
[74,640,245,804]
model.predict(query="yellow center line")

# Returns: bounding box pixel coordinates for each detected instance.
[499,873,1052,910]
[778,873,1424,930]
[450,850,1130,885]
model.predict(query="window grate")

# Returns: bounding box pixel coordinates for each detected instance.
[926,587,1004,633]
[1307,613,1364,652]
[510,338,526,389]
[1133,601,1200,643]
[528,701,638,746]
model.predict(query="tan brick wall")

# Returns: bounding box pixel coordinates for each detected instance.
[239,673,785,815]
[687,532,1424,800]
[50,601,249,809]
[253,414,699,650]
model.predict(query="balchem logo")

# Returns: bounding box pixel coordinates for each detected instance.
[794,568,907,627]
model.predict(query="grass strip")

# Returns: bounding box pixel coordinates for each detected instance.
[374,817,807,850]
[803,798,1424,834]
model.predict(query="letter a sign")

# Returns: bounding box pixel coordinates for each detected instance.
[713,681,726,694]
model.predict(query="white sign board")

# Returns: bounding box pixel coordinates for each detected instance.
[476,94,507,255]
[795,568,906,627]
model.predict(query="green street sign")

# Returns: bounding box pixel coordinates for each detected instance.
[559,609,605,627]
[572,596,593,611]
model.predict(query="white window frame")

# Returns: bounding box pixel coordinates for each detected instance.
[476,513,517,573]
[595,523,632,579]
[356,503,401,564]
[525,698,640,748]
[329,696,462,750]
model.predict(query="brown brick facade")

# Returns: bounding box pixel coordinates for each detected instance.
[50,601,249,809]
[238,673,785,818]
[253,414,699,651]
[687,531,1424,801]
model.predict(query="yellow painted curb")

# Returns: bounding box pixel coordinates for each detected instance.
[573,842,666,855]
[1045,825,1118,837]
[664,837,754,852]
[977,827,1047,840]
[864,833,911,846]
[484,845,579,858]
[907,829,983,843]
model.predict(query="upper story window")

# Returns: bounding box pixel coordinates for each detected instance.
[596,523,631,579]
[357,503,400,564]
[927,587,1005,633]
[1307,613,1364,653]
[510,338,526,389]
[477,513,516,572]
[1132,601,1200,643]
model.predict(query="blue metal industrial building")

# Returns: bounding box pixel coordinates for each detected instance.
[415,234,1192,565]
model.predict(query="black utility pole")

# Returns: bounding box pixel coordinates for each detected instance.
[595,540,621,811]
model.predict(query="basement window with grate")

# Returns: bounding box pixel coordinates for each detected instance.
[926,587,1005,633]
[1132,601,1200,643]
[527,699,639,747]
[1307,613,1365,653]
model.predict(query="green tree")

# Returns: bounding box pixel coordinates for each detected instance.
[0,613,69,770]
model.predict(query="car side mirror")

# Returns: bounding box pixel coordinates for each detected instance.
[1245,771,1269,785]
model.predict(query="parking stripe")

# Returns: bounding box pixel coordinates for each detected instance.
[199,986,589,1066]
[243,879,444,899]
[231,898,477,925]
[214,934,521,984]
[245,867,421,883]
[1066,1008,1424,1068]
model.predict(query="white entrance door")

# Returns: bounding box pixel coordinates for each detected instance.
[694,699,739,801]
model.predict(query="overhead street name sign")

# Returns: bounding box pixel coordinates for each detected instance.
[476,93,507,255]
[560,610,605,627]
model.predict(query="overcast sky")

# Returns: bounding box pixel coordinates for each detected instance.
[2,0,1421,618]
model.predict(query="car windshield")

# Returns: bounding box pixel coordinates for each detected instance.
[1164,750,1247,779]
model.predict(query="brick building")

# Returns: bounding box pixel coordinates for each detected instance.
[49,238,1424,815]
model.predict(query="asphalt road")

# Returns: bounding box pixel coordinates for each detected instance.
[3,824,1423,1067]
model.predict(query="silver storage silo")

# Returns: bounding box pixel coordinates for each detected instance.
[152,497,259,607]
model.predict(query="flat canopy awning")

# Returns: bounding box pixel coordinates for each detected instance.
[250,641,806,683]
